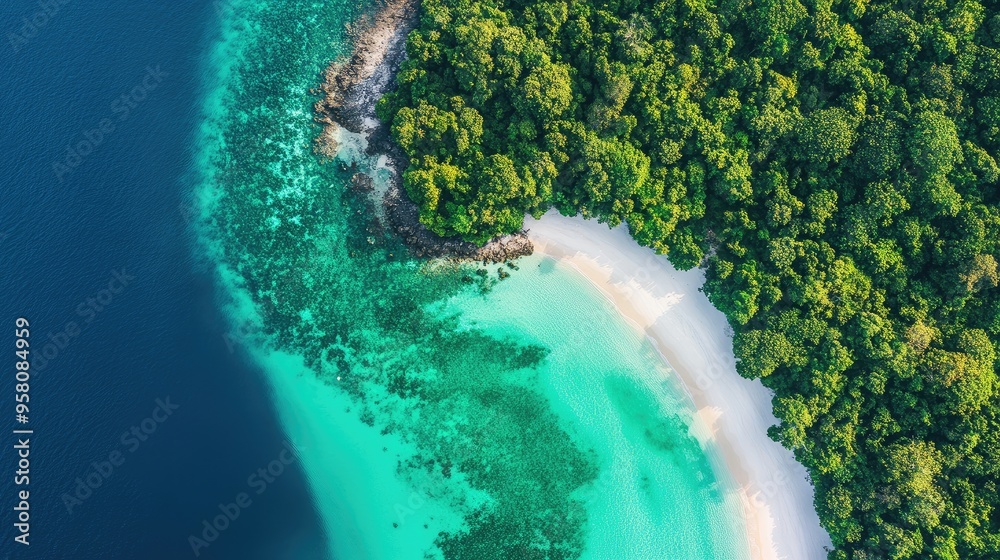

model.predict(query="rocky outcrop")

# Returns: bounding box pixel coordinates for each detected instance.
[349,172,375,193]
[381,179,534,264]
[316,0,534,264]
[313,0,418,142]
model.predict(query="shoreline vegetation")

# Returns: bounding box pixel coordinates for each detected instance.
[314,0,533,263]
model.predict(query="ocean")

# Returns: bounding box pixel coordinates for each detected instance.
[1,2,325,559]
[2,0,752,559]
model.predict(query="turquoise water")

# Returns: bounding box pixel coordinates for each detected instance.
[194,0,750,558]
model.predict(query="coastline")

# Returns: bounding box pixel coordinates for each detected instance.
[313,0,533,263]
[317,1,832,556]
[313,0,418,141]
[525,211,833,560]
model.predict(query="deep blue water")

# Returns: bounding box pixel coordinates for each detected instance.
[0,2,327,558]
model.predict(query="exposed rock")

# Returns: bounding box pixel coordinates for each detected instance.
[314,0,534,264]
[313,0,419,143]
[383,181,533,264]
[349,172,375,193]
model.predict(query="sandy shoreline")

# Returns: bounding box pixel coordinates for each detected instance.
[323,1,832,555]
[525,211,832,560]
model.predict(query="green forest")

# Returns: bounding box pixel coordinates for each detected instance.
[377,0,1000,557]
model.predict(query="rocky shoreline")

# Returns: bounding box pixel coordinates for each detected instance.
[313,0,417,141]
[382,180,534,263]
[313,0,533,263]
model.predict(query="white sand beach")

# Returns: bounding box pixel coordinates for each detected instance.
[526,211,833,560]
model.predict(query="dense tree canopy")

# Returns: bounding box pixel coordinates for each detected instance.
[378,0,1000,557]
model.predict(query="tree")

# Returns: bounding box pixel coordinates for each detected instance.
[855,116,903,180]
[796,107,858,164]
[519,60,573,122]
[734,328,796,379]
[909,110,963,179]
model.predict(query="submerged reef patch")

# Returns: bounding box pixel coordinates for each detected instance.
[195,0,597,557]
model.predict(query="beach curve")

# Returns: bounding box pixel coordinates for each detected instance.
[525,211,833,560]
